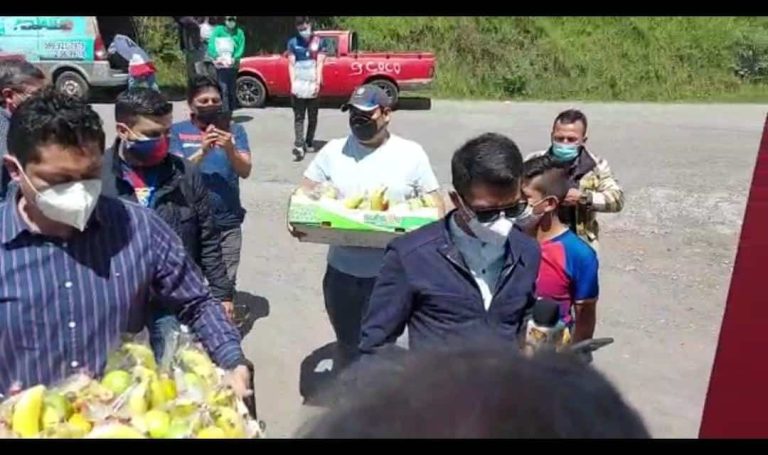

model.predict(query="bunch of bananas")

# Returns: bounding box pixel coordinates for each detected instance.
[344,186,390,212]
[0,339,263,439]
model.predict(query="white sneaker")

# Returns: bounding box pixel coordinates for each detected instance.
[292,146,305,161]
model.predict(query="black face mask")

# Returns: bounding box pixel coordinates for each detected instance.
[195,105,223,127]
[349,114,381,142]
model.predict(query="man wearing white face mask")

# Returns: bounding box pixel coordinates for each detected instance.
[0,89,252,398]
[360,133,540,358]
[526,109,624,252]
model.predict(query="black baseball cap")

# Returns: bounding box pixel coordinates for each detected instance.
[341,84,391,112]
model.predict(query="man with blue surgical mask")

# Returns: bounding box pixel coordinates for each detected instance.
[102,88,235,362]
[287,16,327,160]
[526,109,624,252]
[359,133,540,359]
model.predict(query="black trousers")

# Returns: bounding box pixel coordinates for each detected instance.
[322,265,376,370]
[217,67,238,112]
[292,96,319,148]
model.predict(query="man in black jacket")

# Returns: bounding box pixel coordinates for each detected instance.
[101,88,235,360]
[360,133,540,358]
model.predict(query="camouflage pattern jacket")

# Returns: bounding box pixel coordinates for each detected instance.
[526,148,624,247]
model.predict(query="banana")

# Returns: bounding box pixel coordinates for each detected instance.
[370,186,389,211]
[127,380,150,417]
[213,406,246,438]
[67,413,92,437]
[208,387,235,408]
[420,194,437,208]
[321,186,339,200]
[178,349,217,384]
[196,425,227,439]
[166,417,193,439]
[11,384,46,438]
[343,193,365,209]
[158,374,177,401]
[123,343,158,371]
[85,423,147,439]
[41,406,63,431]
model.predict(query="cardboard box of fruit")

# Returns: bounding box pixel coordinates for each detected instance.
[288,184,440,248]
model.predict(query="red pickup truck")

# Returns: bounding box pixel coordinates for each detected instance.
[235,30,435,108]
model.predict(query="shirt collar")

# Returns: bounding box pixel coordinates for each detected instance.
[448,213,508,261]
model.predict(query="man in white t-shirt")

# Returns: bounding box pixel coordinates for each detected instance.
[290,84,445,370]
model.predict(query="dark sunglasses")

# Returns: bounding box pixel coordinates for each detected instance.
[472,201,528,223]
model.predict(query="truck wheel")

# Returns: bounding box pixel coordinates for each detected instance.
[55,70,89,100]
[236,75,267,108]
[370,79,399,107]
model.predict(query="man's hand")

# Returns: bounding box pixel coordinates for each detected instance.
[213,128,235,154]
[562,188,583,206]
[287,222,306,239]
[221,300,235,322]
[224,364,253,399]
[202,125,219,151]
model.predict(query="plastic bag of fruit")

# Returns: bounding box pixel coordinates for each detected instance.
[0,333,265,438]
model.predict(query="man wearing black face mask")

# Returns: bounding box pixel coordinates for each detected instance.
[291,84,444,371]
[359,133,540,358]
[101,88,235,361]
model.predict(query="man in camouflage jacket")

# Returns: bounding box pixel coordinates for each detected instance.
[526,109,624,251]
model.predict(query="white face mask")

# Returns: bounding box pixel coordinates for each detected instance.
[299,28,312,39]
[32,178,102,231]
[467,216,515,246]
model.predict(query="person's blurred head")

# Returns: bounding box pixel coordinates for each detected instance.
[550,109,588,164]
[450,133,526,243]
[518,155,569,234]
[296,16,312,40]
[0,59,47,113]
[341,84,392,147]
[224,16,237,30]
[299,347,650,438]
[186,75,224,129]
[4,88,105,233]
[114,88,173,167]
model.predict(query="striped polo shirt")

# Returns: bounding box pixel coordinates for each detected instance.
[0,188,244,392]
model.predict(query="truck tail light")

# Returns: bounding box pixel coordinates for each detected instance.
[94,34,107,61]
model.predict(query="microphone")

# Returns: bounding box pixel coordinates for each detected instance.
[525,299,567,352]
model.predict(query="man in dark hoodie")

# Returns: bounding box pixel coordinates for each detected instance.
[101,87,235,360]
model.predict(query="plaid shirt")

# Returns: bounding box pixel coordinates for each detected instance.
[526,148,624,248]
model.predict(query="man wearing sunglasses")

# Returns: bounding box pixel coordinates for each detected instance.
[517,155,599,343]
[359,133,540,358]
[293,84,444,371]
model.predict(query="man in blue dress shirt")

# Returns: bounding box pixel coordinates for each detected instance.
[0,88,252,397]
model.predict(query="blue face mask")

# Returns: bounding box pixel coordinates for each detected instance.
[551,142,580,162]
